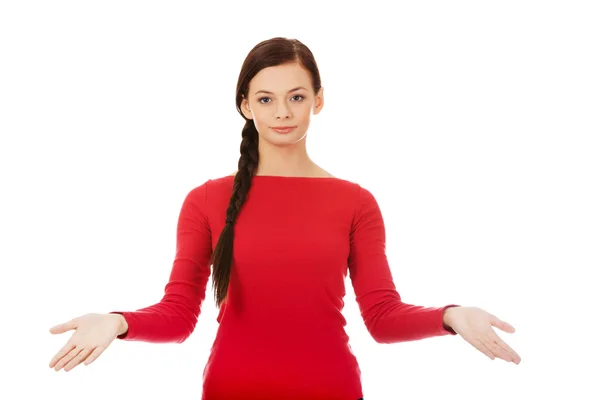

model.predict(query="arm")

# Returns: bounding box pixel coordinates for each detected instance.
[109,181,213,343]
[348,185,459,344]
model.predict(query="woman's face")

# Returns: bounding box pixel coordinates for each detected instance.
[240,62,324,147]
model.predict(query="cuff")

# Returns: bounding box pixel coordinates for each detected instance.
[441,304,461,335]
[109,311,131,340]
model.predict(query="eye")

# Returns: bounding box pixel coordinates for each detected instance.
[258,95,305,104]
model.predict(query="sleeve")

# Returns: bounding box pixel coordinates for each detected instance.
[109,180,213,343]
[348,184,460,344]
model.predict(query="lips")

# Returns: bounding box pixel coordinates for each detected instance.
[271,126,296,134]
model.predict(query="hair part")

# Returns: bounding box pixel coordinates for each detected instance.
[210,37,322,309]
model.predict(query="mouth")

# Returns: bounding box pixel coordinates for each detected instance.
[271,126,297,134]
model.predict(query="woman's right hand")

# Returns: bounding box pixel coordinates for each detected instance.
[48,313,127,372]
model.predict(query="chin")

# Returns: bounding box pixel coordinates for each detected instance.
[265,137,300,147]
[261,130,307,145]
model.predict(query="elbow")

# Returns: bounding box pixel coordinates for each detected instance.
[174,317,198,344]
[369,329,390,344]
[365,319,389,344]
[161,299,200,343]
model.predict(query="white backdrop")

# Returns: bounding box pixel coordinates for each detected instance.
[1,1,598,399]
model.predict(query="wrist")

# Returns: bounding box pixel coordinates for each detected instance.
[442,305,460,332]
[111,313,128,336]
[119,315,128,336]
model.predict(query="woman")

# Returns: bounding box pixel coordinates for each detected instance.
[49,37,521,400]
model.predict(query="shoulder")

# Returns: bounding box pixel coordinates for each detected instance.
[182,179,212,204]
[350,182,382,215]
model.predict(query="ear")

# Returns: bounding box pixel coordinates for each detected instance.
[313,87,324,115]
[241,95,253,120]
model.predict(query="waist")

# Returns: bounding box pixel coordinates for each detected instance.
[202,326,363,400]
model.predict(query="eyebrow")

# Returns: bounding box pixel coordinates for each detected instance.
[254,86,308,95]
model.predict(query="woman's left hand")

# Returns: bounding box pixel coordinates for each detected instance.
[444,306,521,364]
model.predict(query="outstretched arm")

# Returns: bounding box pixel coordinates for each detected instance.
[348,185,459,344]
[110,181,213,343]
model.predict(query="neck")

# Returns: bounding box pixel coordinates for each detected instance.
[255,136,316,176]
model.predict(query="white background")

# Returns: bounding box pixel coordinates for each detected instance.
[1,1,599,399]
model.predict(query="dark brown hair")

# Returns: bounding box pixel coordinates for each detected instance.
[209,37,323,309]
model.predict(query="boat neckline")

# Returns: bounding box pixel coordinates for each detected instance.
[225,175,346,182]
[225,175,343,180]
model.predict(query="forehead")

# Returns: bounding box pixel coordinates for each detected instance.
[249,62,312,94]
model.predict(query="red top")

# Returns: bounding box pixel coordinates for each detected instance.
[111,175,458,400]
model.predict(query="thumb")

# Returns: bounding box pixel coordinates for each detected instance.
[490,314,516,333]
[49,319,78,334]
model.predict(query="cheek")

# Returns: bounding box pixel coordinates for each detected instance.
[290,102,308,115]
[297,107,312,122]
[254,114,270,128]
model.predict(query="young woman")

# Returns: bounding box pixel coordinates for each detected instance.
[49,37,521,400]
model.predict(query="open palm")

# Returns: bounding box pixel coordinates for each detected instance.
[48,313,123,372]
[447,306,521,364]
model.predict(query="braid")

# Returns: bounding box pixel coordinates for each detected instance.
[210,119,259,308]
[212,36,322,309]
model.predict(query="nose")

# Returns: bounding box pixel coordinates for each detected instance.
[274,101,291,120]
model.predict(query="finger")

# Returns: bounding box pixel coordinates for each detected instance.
[49,342,76,368]
[83,346,106,366]
[474,338,495,360]
[489,331,521,363]
[490,315,515,333]
[49,319,78,335]
[483,338,514,363]
[54,346,82,371]
[64,347,93,372]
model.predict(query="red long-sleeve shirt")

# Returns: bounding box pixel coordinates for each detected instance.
[110,175,458,400]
